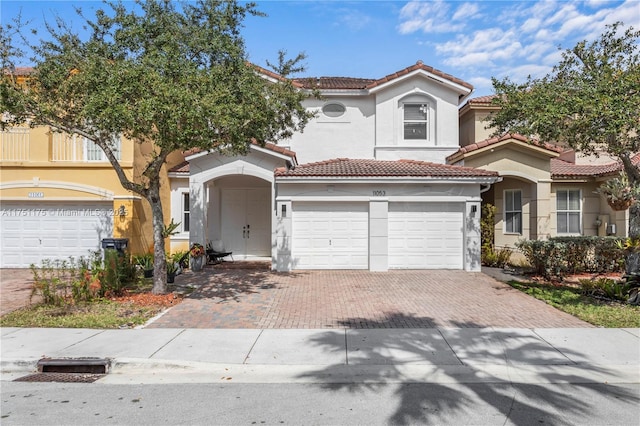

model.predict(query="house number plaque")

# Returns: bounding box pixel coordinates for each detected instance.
[372,190,386,196]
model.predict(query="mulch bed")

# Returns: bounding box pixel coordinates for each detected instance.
[111,291,183,308]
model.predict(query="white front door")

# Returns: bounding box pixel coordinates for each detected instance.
[388,202,464,269]
[292,202,369,269]
[220,188,270,258]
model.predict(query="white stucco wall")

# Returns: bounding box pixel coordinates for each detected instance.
[373,77,460,152]
[280,73,464,166]
[285,96,376,164]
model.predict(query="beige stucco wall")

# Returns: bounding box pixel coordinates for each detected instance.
[462,143,553,182]
[459,109,495,146]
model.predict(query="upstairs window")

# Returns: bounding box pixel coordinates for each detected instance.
[51,132,121,162]
[504,190,522,234]
[403,103,429,140]
[322,103,346,118]
[557,189,581,234]
[85,136,121,162]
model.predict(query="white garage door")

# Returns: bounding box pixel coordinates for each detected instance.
[292,202,368,269]
[389,202,464,269]
[1,202,114,268]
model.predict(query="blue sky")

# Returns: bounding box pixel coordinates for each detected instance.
[2,1,638,97]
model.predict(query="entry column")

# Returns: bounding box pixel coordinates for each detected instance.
[369,199,389,271]
[189,179,207,246]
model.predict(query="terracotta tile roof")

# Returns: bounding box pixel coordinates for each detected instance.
[294,61,472,92]
[366,61,473,91]
[275,158,498,178]
[169,160,190,173]
[467,95,498,105]
[183,140,296,159]
[447,133,564,162]
[293,77,376,90]
[175,141,297,173]
[551,153,640,178]
[251,63,304,89]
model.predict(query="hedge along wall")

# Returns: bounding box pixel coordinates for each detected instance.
[516,236,625,279]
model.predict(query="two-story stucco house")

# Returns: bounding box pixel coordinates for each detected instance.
[167,61,500,272]
[452,95,637,250]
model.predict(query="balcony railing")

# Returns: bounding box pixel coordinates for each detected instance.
[51,132,84,161]
[51,132,120,162]
[0,127,30,161]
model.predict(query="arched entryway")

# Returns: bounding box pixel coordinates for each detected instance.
[207,175,271,259]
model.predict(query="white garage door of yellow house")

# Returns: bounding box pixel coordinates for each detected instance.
[292,202,368,269]
[0,201,114,268]
[388,202,464,269]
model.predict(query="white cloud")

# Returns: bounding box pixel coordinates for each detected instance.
[501,64,553,82]
[444,51,493,68]
[467,76,493,91]
[396,0,637,93]
[452,3,480,21]
[521,18,543,34]
[398,0,465,33]
[335,9,373,32]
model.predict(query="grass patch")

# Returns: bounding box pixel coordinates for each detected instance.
[0,299,165,329]
[509,280,640,328]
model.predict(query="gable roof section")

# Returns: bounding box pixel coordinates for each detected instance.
[447,134,564,163]
[366,61,472,93]
[275,158,498,179]
[294,61,473,99]
[174,141,297,173]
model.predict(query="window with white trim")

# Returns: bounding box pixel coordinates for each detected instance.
[504,190,522,234]
[182,193,190,232]
[557,189,581,234]
[85,136,121,162]
[403,103,429,140]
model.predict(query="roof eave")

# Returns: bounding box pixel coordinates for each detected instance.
[367,69,472,100]
[275,176,500,184]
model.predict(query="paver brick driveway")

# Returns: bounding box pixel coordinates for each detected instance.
[147,265,591,329]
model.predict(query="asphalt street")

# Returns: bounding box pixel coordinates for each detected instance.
[2,382,639,425]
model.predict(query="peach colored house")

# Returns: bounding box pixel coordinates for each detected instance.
[452,96,635,250]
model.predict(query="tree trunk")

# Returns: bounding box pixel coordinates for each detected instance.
[627,202,640,274]
[147,184,167,294]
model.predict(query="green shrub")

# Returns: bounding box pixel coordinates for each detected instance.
[516,237,625,279]
[100,249,137,297]
[30,250,138,306]
[579,277,638,303]
[482,244,513,268]
[516,239,568,279]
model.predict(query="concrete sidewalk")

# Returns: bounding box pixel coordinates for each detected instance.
[1,327,638,385]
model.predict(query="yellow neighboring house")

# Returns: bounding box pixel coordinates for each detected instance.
[0,96,189,267]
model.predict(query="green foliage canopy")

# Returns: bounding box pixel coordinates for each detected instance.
[1,0,316,293]
[489,22,640,184]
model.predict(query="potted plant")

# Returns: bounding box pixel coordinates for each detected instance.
[189,243,206,272]
[597,173,640,211]
[135,253,154,278]
[166,253,179,283]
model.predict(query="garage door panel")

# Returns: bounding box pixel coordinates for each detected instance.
[293,202,368,269]
[389,202,463,269]
[1,202,114,268]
